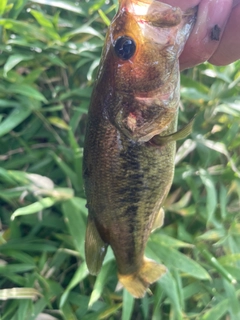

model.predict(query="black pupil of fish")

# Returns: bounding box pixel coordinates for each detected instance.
[114,36,136,60]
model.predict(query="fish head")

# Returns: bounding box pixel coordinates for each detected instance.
[98,0,196,141]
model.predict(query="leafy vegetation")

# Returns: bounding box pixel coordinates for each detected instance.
[0,0,240,319]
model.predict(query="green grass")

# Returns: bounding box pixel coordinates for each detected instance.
[1,1,240,319]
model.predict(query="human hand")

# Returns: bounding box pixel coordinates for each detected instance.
[162,0,240,70]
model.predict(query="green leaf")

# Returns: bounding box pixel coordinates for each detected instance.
[48,116,69,130]
[152,281,163,320]
[1,0,240,317]
[89,0,105,13]
[181,87,209,102]
[3,54,33,76]
[59,87,92,100]
[0,0,8,15]
[181,74,209,93]
[3,251,35,265]
[28,298,48,320]
[9,0,29,19]
[0,288,41,300]
[87,58,100,81]
[0,167,19,185]
[215,103,240,117]
[158,271,182,320]
[197,229,225,241]
[201,299,229,320]
[199,169,217,224]
[0,19,48,41]
[7,84,47,102]
[61,302,78,320]
[60,263,89,307]
[17,300,31,320]
[11,197,57,220]
[197,138,240,177]
[88,261,113,307]
[223,280,240,319]
[61,197,87,257]
[0,264,35,274]
[98,9,111,26]
[68,129,83,192]
[199,247,236,284]
[30,0,87,15]
[147,240,210,280]
[150,233,194,249]
[0,99,19,108]
[30,9,54,29]
[218,253,240,265]
[219,185,228,219]
[64,25,104,41]
[0,107,31,137]
[30,9,61,40]
[122,289,134,320]
[202,68,232,83]
[98,304,122,320]
[44,54,66,68]
[51,152,81,192]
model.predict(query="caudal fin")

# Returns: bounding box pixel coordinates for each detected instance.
[118,258,166,298]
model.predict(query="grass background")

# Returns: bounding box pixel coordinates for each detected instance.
[0,0,240,319]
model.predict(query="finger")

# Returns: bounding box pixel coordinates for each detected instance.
[179,0,232,70]
[233,0,240,6]
[160,0,200,11]
[209,3,240,65]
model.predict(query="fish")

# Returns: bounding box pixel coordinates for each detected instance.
[83,0,196,298]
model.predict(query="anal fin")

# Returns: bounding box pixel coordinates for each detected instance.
[152,208,165,233]
[85,215,108,275]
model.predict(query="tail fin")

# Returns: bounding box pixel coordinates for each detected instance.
[118,257,166,298]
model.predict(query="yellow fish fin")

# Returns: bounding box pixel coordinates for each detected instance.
[152,208,165,233]
[85,215,108,275]
[118,258,166,298]
[151,116,195,146]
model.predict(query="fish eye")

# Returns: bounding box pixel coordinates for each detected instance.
[114,36,136,60]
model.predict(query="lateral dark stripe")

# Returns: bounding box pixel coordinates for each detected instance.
[118,140,144,209]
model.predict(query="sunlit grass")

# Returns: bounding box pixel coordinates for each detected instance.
[1,1,240,319]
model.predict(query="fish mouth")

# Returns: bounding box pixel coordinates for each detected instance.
[119,0,182,28]
[120,0,150,13]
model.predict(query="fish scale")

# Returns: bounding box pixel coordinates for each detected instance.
[83,0,197,298]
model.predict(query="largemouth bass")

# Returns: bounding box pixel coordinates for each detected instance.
[83,0,196,298]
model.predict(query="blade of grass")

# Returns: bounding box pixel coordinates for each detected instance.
[158,271,182,320]
[11,197,57,220]
[0,288,41,300]
[122,289,134,320]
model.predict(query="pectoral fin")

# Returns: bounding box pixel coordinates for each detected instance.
[85,215,108,275]
[151,116,195,146]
